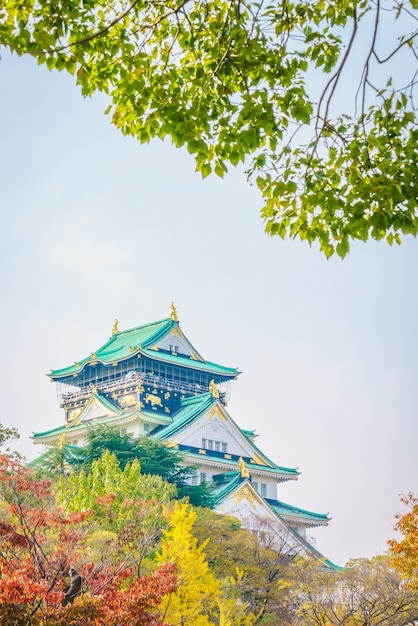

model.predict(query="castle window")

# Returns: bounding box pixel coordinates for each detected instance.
[73,440,78,447]
[253,481,259,491]
[191,476,198,486]
[260,483,267,497]
[202,438,227,452]
[200,472,207,483]
[144,423,150,433]
[169,344,179,353]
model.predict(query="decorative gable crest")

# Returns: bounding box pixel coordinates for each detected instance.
[66,393,122,427]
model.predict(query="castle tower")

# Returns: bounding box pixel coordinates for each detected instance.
[33,307,334,565]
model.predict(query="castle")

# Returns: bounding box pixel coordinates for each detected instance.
[33,305,333,564]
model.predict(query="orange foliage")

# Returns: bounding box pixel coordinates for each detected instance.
[388,492,418,590]
[0,453,177,624]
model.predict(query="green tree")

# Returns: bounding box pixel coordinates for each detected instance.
[57,450,175,569]
[1,1,417,257]
[68,425,213,507]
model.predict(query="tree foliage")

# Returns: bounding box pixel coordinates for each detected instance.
[0,451,177,625]
[64,425,213,507]
[156,502,258,626]
[388,492,418,591]
[156,502,221,625]
[1,1,417,257]
[278,554,418,626]
[193,508,292,619]
[0,421,20,457]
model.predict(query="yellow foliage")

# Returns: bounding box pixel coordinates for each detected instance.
[156,502,220,625]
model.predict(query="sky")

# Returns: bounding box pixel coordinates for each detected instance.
[0,49,417,568]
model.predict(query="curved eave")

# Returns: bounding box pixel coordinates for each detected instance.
[266,498,330,528]
[49,344,239,382]
[240,433,299,477]
[141,347,239,377]
[151,394,217,441]
[48,318,174,379]
[32,411,140,445]
[176,446,298,481]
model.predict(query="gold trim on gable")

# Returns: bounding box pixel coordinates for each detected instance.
[251,452,268,466]
[233,484,258,509]
[208,406,225,421]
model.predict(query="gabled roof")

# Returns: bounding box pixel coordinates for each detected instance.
[211,471,243,506]
[265,498,330,528]
[73,392,124,424]
[151,394,299,479]
[32,408,139,443]
[49,317,239,380]
[211,473,328,528]
[212,474,329,530]
[151,392,217,440]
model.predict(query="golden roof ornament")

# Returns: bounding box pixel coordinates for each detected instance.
[238,457,250,478]
[112,319,120,336]
[170,302,178,322]
[209,379,219,398]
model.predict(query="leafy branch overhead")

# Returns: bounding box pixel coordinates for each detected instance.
[1,0,417,256]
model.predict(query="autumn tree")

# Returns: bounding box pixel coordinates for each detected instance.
[280,554,418,626]
[57,450,176,571]
[155,502,221,625]
[156,502,259,625]
[193,508,293,619]
[388,492,418,591]
[1,1,417,257]
[0,451,177,625]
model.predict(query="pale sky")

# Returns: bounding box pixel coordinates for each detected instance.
[0,50,417,567]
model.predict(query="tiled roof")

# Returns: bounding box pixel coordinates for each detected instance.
[49,317,238,379]
[266,498,329,527]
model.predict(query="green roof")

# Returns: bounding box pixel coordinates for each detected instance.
[152,393,216,440]
[211,475,329,528]
[211,473,243,506]
[151,394,298,478]
[266,498,329,526]
[181,448,298,479]
[50,317,238,379]
[32,409,138,441]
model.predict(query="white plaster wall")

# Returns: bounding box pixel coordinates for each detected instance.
[179,415,253,458]
[156,335,192,355]
[250,476,278,499]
